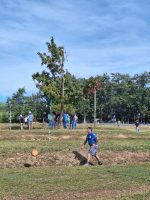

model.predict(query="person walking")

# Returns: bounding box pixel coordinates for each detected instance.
[83,127,102,166]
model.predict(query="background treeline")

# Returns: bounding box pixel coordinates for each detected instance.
[1,71,150,123]
[1,38,150,123]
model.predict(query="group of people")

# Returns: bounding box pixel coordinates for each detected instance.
[43,112,61,129]
[42,111,78,129]
[63,112,78,129]
[19,111,34,130]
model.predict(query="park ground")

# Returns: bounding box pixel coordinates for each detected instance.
[0,123,150,200]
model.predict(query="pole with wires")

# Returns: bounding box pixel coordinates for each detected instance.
[9,101,12,130]
[48,99,52,142]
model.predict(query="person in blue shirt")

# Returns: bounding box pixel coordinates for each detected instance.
[83,127,102,166]
[63,112,68,129]
[28,111,34,130]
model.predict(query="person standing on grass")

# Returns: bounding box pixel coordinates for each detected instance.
[72,114,78,129]
[19,114,24,130]
[70,114,74,129]
[28,111,34,130]
[42,112,47,129]
[135,119,140,133]
[24,116,28,125]
[83,127,102,166]
[63,112,68,129]
[117,120,121,127]
[48,112,56,129]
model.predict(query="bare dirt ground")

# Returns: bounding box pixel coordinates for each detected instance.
[0,129,150,168]
[32,185,150,200]
[2,185,150,200]
[1,132,150,141]
[0,150,150,169]
[0,127,150,200]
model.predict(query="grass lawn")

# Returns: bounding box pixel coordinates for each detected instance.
[0,164,150,200]
[0,124,150,199]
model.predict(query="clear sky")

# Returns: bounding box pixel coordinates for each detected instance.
[0,0,150,101]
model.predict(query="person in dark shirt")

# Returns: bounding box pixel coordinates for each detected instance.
[42,112,47,129]
[19,114,24,130]
[83,127,102,166]
[135,119,140,133]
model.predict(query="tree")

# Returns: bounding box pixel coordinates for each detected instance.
[7,88,26,122]
[7,88,47,123]
[63,72,88,121]
[32,37,65,119]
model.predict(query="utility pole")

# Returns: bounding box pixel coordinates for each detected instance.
[47,99,52,142]
[100,106,103,123]
[49,99,52,114]
[9,101,12,130]
[60,52,65,125]
[94,87,97,126]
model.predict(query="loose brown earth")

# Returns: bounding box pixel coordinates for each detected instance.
[1,150,150,169]
[0,130,150,168]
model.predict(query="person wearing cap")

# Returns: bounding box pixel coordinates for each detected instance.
[19,114,24,130]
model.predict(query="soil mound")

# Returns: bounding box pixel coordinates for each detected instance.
[0,151,150,169]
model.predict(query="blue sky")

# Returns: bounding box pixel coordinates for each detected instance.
[0,0,150,101]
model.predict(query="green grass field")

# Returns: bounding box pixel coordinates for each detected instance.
[0,124,150,199]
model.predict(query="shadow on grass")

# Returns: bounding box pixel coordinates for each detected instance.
[24,163,32,168]
[72,151,88,166]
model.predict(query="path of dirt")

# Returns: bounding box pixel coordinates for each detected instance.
[0,150,150,169]
[1,132,149,141]
[2,185,150,200]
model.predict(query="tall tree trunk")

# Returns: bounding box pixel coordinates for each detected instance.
[94,88,97,126]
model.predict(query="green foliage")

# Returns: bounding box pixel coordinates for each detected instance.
[7,88,47,122]
[95,72,150,122]
[32,37,65,104]
[0,103,8,123]
[31,37,150,122]
[6,70,150,123]
[0,113,8,123]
